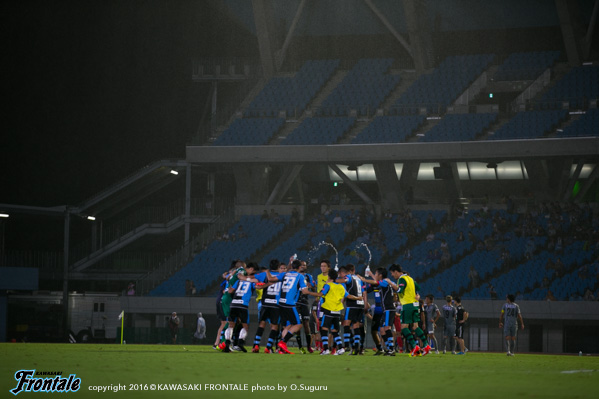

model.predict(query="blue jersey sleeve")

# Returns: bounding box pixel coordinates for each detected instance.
[321,284,330,296]
[378,279,389,288]
[254,272,267,283]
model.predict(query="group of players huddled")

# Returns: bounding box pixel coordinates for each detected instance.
[212,257,523,356]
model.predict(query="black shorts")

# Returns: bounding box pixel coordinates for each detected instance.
[216,300,227,322]
[229,306,249,324]
[344,307,364,324]
[296,302,311,321]
[309,315,318,333]
[279,306,301,327]
[371,313,383,332]
[455,323,464,339]
[259,306,280,325]
[320,308,341,331]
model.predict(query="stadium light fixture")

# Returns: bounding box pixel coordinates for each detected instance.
[87,216,96,221]
[0,213,9,218]
[170,170,179,175]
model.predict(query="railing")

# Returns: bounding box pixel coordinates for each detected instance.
[134,203,237,296]
[0,249,63,273]
[70,197,234,263]
[192,57,261,79]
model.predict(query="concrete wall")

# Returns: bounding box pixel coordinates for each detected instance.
[120,297,599,353]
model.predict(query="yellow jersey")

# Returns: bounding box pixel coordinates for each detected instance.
[317,273,328,293]
[320,282,347,312]
[397,274,419,305]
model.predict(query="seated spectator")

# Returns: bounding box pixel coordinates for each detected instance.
[541,277,550,288]
[290,207,300,227]
[489,284,497,299]
[554,258,565,277]
[468,266,480,288]
[525,238,536,259]
[426,232,435,242]
[384,209,393,219]
[260,210,269,220]
[545,290,557,301]
[457,231,465,242]
[332,213,343,224]
[583,288,596,301]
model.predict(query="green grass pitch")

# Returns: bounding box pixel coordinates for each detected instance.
[2,343,598,398]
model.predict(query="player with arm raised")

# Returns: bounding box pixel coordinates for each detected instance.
[252,259,284,353]
[338,264,367,355]
[359,266,399,355]
[270,260,319,354]
[222,262,260,353]
[314,269,362,355]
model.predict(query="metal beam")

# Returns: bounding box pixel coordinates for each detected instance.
[329,164,374,205]
[266,164,304,206]
[363,0,413,58]
[562,160,584,201]
[575,164,599,201]
[584,0,599,59]
[187,137,599,164]
[275,0,306,71]
[252,0,276,77]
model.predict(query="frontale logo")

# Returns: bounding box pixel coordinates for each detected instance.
[10,370,81,395]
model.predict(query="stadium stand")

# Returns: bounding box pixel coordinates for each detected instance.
[395,54,495,114]
[351,115,425,144]
[245,59,339,117]
[487,110,568,140]
[212,117,284,146]
[318,58,401,116]
[556,108,599,137]
[538,65,599,109]
[418,113,497,142]
[281,116,356,145]
[493,51,560,81]
[149,215,287,296]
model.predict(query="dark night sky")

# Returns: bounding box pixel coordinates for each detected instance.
[2,0,257,208]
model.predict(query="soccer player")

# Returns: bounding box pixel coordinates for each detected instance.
[499,294,524,356]
[424,294,441,354]
[338,264,366,355]
[315,269,362,355]
[365,280,384,354]
[296,260,315,353]
[267,260,318,354]
[309,296,321,351]
[391,264,431,357]
[213,277,229,349]
[359,267,399,355]
[222,262,260,353]
[252,260,284,353]
[454,296,469,355]
[441,295,457,354]
[316,260,330,293]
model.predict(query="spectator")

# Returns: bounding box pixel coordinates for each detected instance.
[489,284,497,300]
[290,207,300,227]
[468,266,480,288]
[126,281,135,296]
[169,312,180,344]
[193,312,206,344]
[332,213,343,224]
[260,210,269,220]
[545,290,556,301]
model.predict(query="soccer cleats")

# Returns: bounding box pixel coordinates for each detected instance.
[421,345,432,356]
[410,345,421,357]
